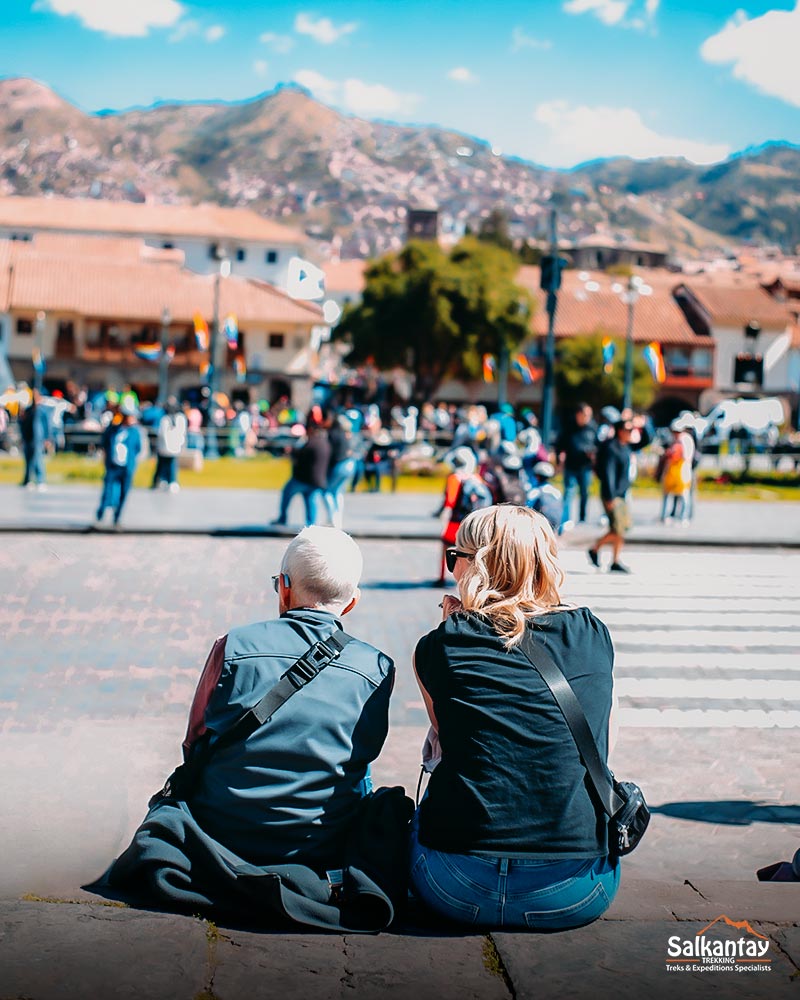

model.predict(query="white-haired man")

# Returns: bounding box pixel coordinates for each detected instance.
[180,525,395,866]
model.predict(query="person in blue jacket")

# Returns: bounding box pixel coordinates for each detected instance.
[20,389,50,489]
[96,398,142,527]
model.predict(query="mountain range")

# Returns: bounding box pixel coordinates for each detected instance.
[1,76,799,260]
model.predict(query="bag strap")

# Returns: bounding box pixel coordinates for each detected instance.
[209,629,355,756]
[517,629,623,818]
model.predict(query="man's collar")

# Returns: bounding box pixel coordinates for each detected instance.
[281,607,345,628]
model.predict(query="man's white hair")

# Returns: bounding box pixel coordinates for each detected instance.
[280,526,363,609]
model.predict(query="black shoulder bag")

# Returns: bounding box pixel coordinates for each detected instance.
[155,628,355,803]
[518,631,650,857]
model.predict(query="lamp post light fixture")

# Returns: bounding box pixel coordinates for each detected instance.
[157,306,172,406]
[205,254,231,459]
[34,310,46,393]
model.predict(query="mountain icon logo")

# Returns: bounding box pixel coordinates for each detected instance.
[697,915,768,940]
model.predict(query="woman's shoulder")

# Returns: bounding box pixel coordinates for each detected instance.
[538,605,613,644]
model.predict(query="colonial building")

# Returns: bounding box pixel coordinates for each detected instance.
[565,235,670,272]
[0,233,324,410]
[0,195,305,290]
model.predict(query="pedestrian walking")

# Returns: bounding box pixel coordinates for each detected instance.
[658,423,692,524]
[556,402,597,532]
[96,398,143,527]
[434,447,493,586]
[19,389,50,490]
[324,414,357,529]
[152,398,187,492]
[271,409,331,527]
[588,416,644,573]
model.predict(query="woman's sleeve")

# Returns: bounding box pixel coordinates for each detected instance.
[443,473,461,510]
[414,629,442,699]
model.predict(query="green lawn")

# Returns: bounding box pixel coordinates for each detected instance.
[1,453,798,500]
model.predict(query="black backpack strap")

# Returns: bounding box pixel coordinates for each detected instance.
[517,630,623,818]
[211,629,355,755]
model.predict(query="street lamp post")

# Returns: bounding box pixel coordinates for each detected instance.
[205,255,230,459]
[157,306,172,406]
[497,345,509,409]
[34,310,46,393]
[540,209,561,447]
[622,275,638,412]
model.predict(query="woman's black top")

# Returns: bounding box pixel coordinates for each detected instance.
[415,607,614,859]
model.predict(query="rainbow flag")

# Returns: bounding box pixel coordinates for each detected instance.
[224,314,239,350]
[165,345,176,363]
[193,313,209,351]
[133,343,161,362]
[482,353,496,383]
[643,341,666,383]
[233,356,247,381]
[602,336,615,374]
[199,360,211,379]
[31,347,46,373]
[511,353,536,385]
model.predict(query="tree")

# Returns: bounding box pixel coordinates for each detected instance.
[555,332,656,414]
[335,238,533,399]
[477,207,514,251]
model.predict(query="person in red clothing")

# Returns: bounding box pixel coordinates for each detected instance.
[434,447,492,586]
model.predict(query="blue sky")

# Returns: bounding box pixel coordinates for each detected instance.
[1,0,798,168]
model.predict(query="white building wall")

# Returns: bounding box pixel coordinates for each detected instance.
[143,237,299,288]
[712,325,792,392]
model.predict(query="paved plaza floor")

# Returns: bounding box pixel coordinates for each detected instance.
[2,533,798,996]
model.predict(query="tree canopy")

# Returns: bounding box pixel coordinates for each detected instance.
[555,332,656,413]
[335,238,533,398]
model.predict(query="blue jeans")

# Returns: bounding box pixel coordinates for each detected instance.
[97,467,133,523]
[409,811,619,930]
[22,444,45,485]
[324,458,357,525]
[275,478,323,526]
[561,466,592,526]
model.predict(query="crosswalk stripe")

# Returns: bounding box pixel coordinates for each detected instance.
[615,678,800,701]
[616,708,800,728]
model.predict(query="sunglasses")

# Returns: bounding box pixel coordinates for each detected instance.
[271,573,290,593]
[445,548,473,573]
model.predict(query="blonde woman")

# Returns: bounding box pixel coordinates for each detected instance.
[411,505,619,930]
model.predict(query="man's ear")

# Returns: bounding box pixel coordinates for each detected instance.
[341,587,360,616]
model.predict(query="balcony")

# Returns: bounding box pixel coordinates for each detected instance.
[662,365,714,391]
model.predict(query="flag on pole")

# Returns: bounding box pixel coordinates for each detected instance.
[31,347,46,373]
[224,314,239,350]
[165,345,176,364]
[643,342,666,383]
[511,353,536,384]
[133,343,162,362]
[193,314,209,351]
[482,353,496,383]
[199,360,211,379]
[233,356,247,381]
[601,336,615,374]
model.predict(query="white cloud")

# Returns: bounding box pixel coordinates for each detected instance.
[294,11,358,44]
[168,17,198,42]
[253,59,269,77]
[342,79,420,116]
[35,0,184,36]
[533,100,730,166]
[447,67,478,84]
[511,27,553,51]
[204,24,225,42]
[563,0,628,26]
[562,0,658,30]
[293,69,341,104]
[259,31,294,53]
[700,3,800,109]
[293,69,421,117]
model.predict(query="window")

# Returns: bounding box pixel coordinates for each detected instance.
[269,333,285,350]
[208,243,219,260]
[236,248,246,262]
[16,318,33,335]
[692,349,713,376]
[665,347,691,375]
[266,250,278,264]
[162,242,174,250]
[733,354,763,386]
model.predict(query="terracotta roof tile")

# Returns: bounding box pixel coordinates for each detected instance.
[3,238,322,326]
[0,195,304,245]
[679,281,789,331]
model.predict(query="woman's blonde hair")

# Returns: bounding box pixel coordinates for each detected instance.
[455,505,565,647]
